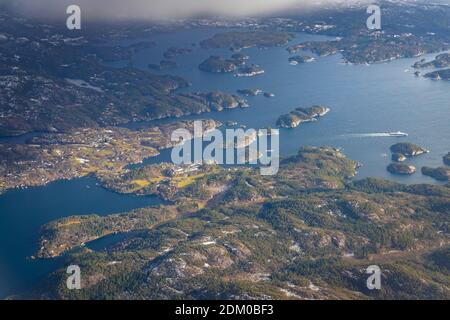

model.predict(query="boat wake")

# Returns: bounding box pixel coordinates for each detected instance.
[340,132,404,138]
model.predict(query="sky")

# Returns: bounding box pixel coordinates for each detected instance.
[1,0,448,21]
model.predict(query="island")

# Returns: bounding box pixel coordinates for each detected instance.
[200,91,248,111]
[237,89,263,97]
[387,163,417,175]
[390,143,428,157]
[235,64,265,77]
[199,56,238,73]
[276,106,330,128]
[421,166,450,181]
[148,60,177,70]
[198,52,266,78]
[289,55,316,65]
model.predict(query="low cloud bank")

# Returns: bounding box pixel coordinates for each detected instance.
[2,0,374,21]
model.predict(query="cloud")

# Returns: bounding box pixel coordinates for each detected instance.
[3,0,448,21]
[2,0,372,21]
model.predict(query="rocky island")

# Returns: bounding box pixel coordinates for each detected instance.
[198,51,265,78]
[237,88,263,97]
[277,106,330,128]
[199,91,248,110]
[148,60,177,70]
[198,53,255,75]
[289,55,316,65]
[199,56,238,73]
[421,166,450,181]
[387,163,417,175]
[235,64,265,77]
[386,143,428,176]
[390,143,428,157]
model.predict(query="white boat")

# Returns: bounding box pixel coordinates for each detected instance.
[389,131,408,137]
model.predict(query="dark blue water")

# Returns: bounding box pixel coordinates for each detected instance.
[1,28,450,297]
[0,176,163,297]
